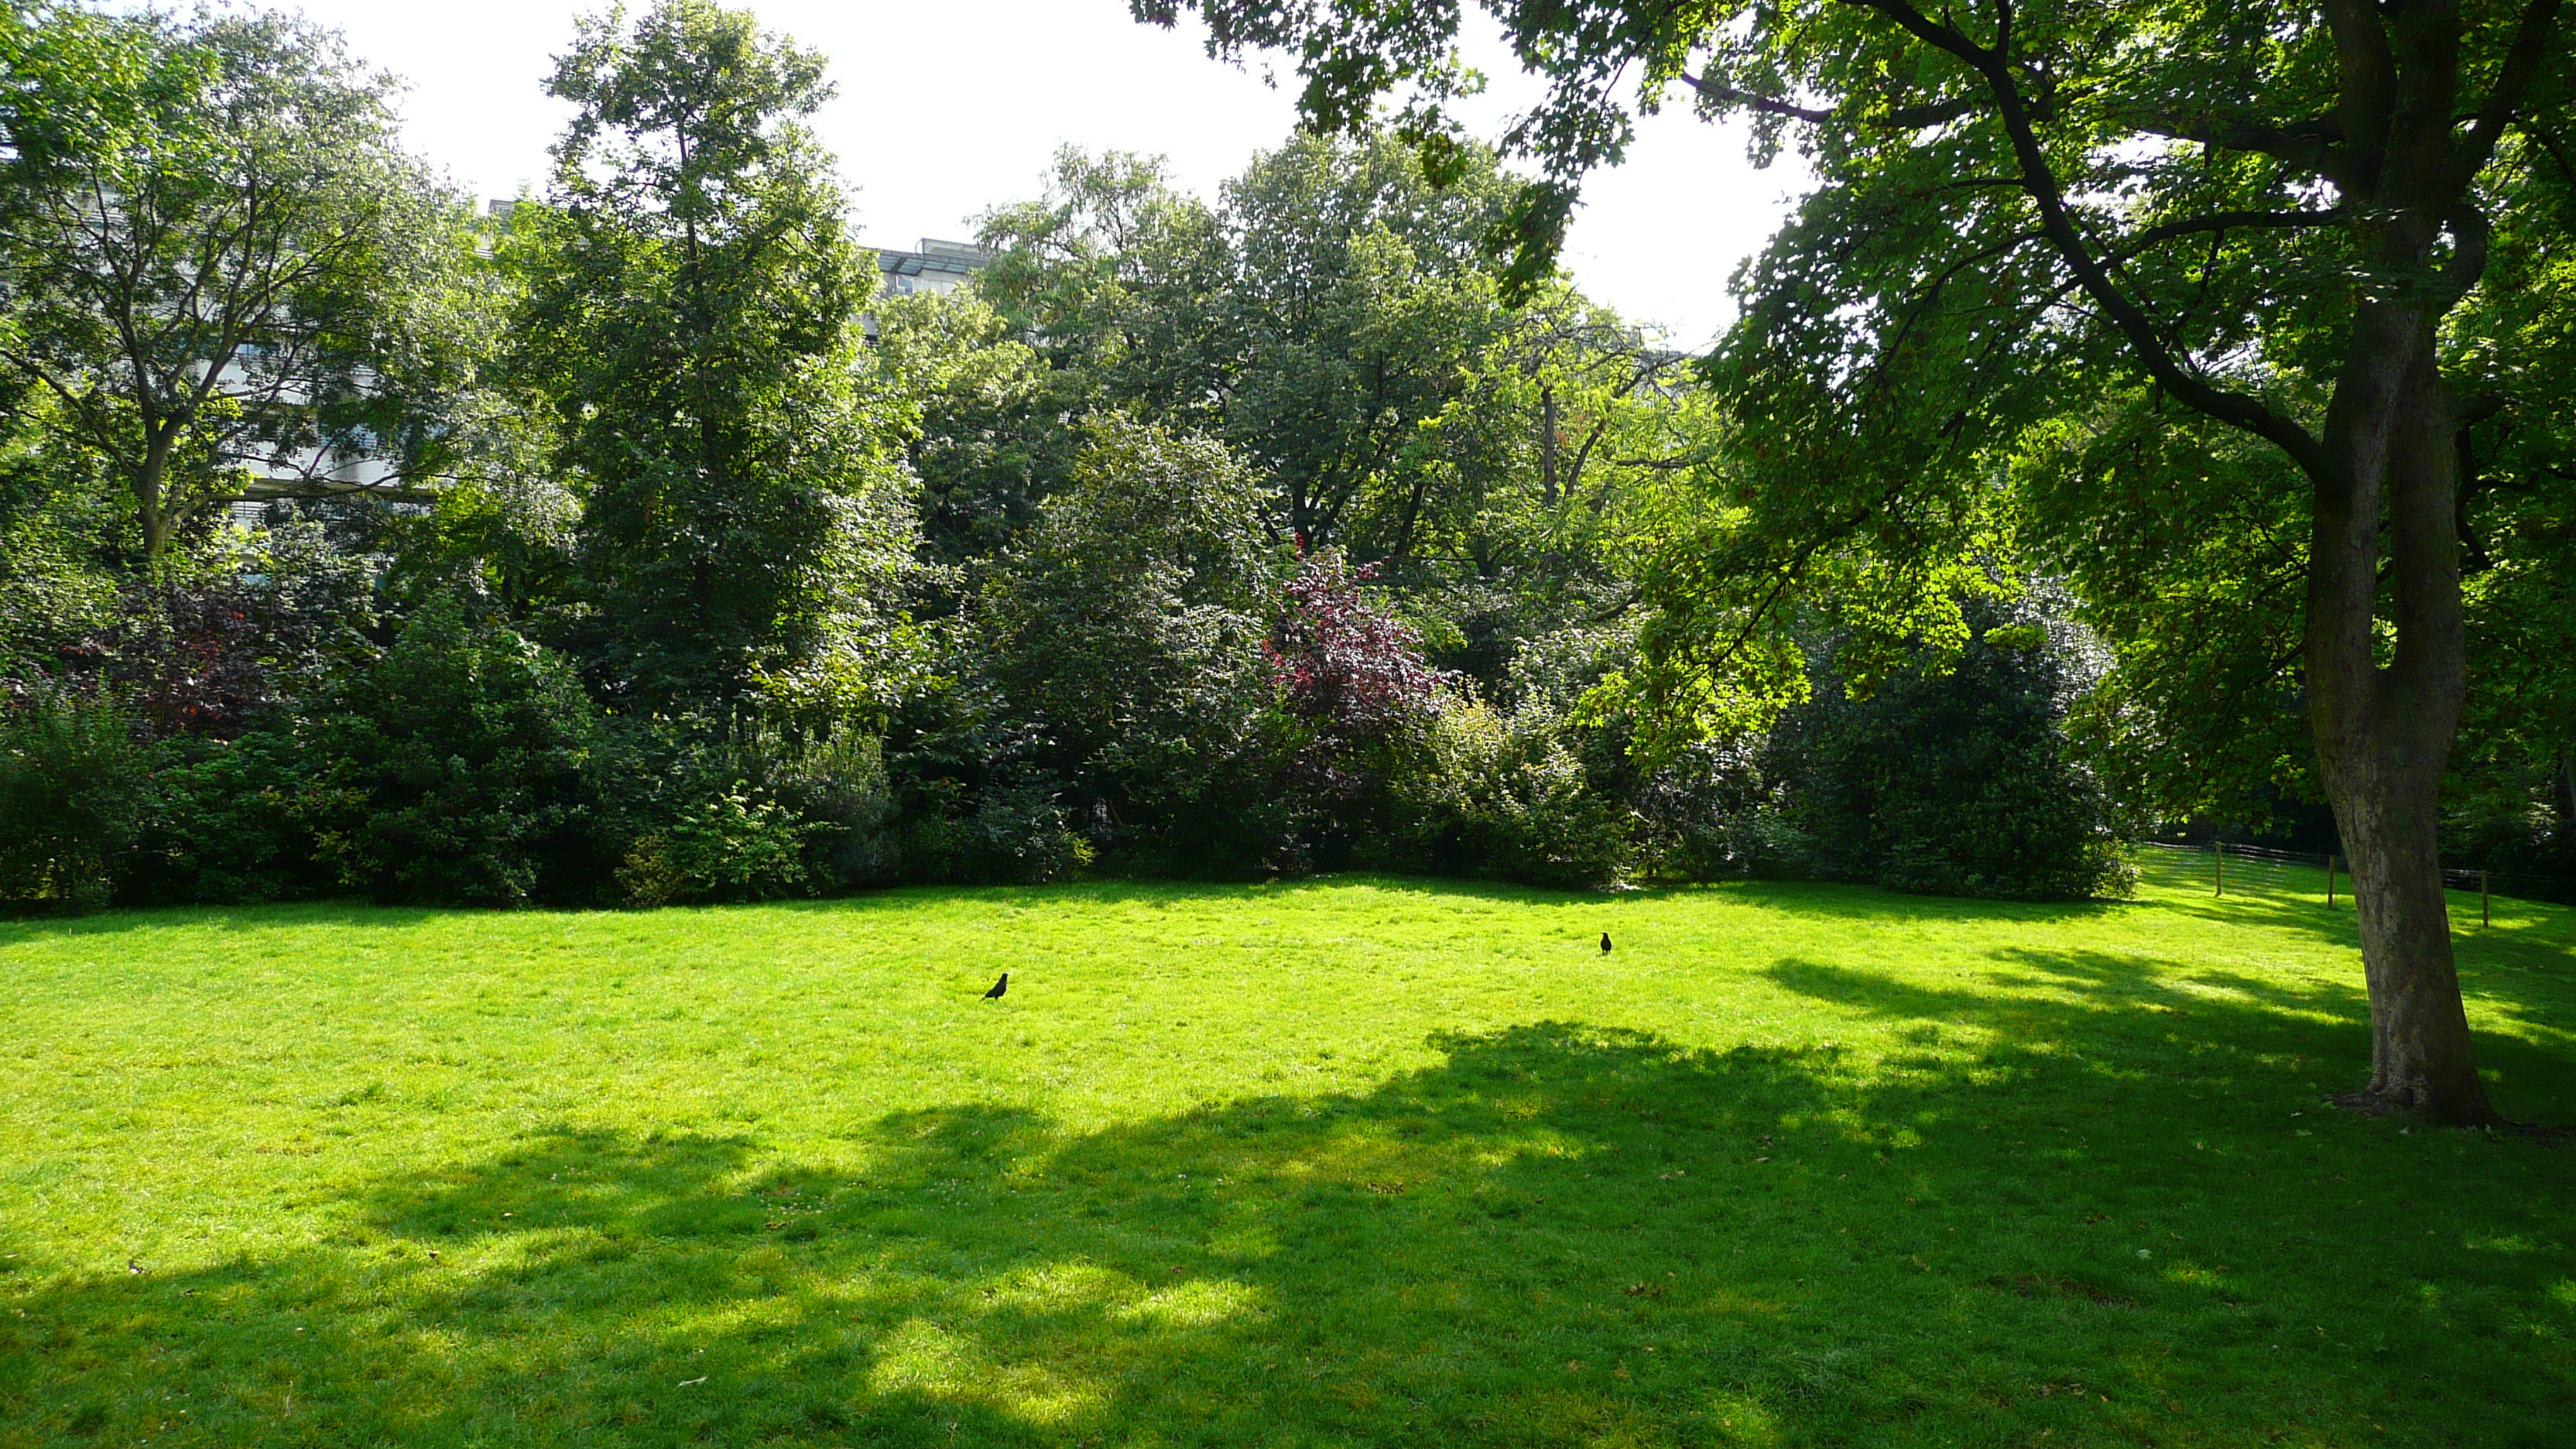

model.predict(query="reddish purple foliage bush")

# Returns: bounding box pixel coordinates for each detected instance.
[46,534,375,740]
[1267,549,1447,745]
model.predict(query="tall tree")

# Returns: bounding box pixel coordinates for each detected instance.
[975,148,1232,433]
[979,416,1286,864]
[868,285,1092,569]
[1411,281,1703,579]
[978,135,1526,552]
[522,0,903,714]
[1143,0,2570,1122]
[0,4,470,563]
[1214,133,1516,548]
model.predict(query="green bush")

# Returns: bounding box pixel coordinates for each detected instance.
[123,728,324,905]
[616,790,814,907]
[886,769,1091,886]
[738,728,899,889]
[979,418,1287,866]
[0,682,156,912]
[1379,697,1632,889]
[1630,740,1778,883]
[1769,604,2133,901]
[310,600,597,906]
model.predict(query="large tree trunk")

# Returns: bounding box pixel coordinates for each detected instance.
[2305,299,2500,1125]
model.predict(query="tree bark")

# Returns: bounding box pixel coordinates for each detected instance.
[135,420,175,564]
[1540,383,1558,505]
[2305,297,2500,1125]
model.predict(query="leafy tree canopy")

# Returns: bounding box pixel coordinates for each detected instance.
[518,0,909,714]
[0,2,480,561]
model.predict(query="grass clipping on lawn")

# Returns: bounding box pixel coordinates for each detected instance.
[2,858,2571,1447]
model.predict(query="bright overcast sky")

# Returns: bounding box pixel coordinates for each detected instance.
[269,0,1810,348]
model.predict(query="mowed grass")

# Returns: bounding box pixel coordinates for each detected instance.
[2,861,2571,1448]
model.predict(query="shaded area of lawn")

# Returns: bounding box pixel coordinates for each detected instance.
[5,1023,2569,1443]
[0,866,2565,1444]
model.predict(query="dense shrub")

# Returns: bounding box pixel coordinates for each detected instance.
[1630,738,1779,882]
[0,681,155,911]
[1377,697,1632,889]
[887,767,1091,885]
[1768,604,2132,901]
[575,718,912,905]
[981,417,1293,871]
[1271,551,1448,740]
[2440,755,2576,906]
[1269,548,1449,804]
[757,730,900,889]
[0,524,118,683]
[308,600,596,906]
[615,790,814,907]
[122,728,325,905]
[854,650,1098,886]
[62,527,375,740]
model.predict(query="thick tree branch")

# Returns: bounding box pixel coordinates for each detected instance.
[1680,478,1910,677]
[2320,0,2397,196]
[2105,208,2342,266]
[2518,120,2576,183]
[2454,0,2566,190]
[2451,392,2506,426]
[1677,74,1832,124]
[1680,72,1984,130]
[2143,115,2341,177]
[1855,0,2330,478]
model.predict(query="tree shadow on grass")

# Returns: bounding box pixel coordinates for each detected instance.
[1987,946,2369,1018]
[1989,937,2576,1103]
[9,987,2575,1448]
[0,902,461,949]
[1704,878,2137,928]
[2129,857,2576,961]
[1771,941,2576,1125]
[0,872,2170,954]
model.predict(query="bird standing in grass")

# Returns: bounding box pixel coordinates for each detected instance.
[1600,932,1612,955]
[982,972,1008,1001]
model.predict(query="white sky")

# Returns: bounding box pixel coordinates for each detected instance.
[273,0,1809,348]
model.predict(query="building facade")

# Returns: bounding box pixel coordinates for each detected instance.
[872,237,992,298]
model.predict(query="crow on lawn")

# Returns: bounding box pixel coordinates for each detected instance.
[982,971,1009,1001]
[1600,932,1612,954]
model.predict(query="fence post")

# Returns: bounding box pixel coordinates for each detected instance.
[2482,868,2491,928]
[2325,855,2336,908]
[2215,842,2225,897]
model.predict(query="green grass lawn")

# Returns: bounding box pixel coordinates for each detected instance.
[2,858,2571,1448]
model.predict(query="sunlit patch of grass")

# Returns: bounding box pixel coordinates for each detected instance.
[1,863,2571,1445]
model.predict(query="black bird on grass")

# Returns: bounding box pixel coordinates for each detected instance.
[981,971,1009,1001]
[1600,932,1612,955]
